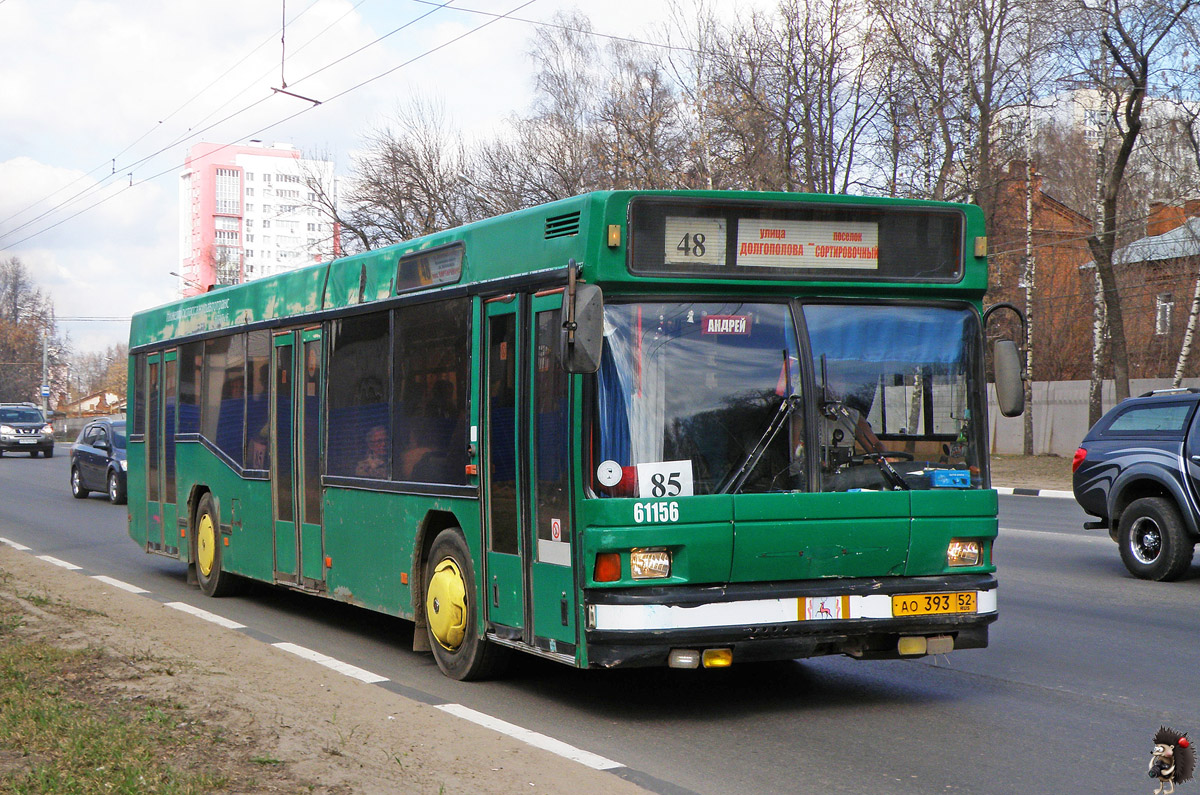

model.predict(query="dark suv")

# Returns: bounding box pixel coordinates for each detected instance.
[1073,388,1200,581]
[0,403,56,457]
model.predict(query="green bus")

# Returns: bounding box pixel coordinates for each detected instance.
[127,190,1024,680]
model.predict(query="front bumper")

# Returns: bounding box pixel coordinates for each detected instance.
[0,433,54,452]
[583,573,997,668]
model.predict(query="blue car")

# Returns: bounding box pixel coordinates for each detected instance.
[1073,388,1200,581]
[70,417,127,504]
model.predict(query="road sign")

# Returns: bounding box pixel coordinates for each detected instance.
[40,385,49,397]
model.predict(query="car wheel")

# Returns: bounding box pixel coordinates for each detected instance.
[43,446,54,458]
[1118,496,1194,581]
[70,466,90,499]
[193,493,239,597]
[107,471,126,505]
[424,528,507,680]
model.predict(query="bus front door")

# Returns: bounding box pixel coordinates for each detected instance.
[483,293,576,656]
[145,349,178,553]
[272,329,325,590]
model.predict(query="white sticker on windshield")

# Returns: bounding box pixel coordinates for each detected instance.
[636,460,694,499]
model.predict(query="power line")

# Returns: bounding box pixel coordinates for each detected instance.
[0,0,537,250]
[0,1,328,236]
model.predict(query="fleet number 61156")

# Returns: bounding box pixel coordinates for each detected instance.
[634,501,679,524]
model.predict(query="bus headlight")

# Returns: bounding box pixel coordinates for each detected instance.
[630,548,671,579]
[947,539,982,567]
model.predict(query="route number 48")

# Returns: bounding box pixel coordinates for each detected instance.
[677,233,707,257]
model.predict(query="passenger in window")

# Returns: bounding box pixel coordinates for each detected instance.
[398,425,437,480]
[356,425,389,479]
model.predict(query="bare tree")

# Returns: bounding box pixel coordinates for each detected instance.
[0,257,65,404]
[1066,0,1198,422]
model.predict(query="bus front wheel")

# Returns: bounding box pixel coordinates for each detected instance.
[424,528,505,680]
[193,493,239,597]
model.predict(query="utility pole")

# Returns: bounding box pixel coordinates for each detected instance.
[41,330,48,412]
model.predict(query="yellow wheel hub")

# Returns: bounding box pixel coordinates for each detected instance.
[197,513,216,578]
[426,557,467,651]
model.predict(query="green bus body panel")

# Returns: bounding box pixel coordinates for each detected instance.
[732,492,911,580]
[531,561,575,645]
[322,488,478,618]
[579,495,734,586]
[488,553,523,629]
[906,489,998,576]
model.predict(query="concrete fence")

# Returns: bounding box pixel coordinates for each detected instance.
[988,378,1200,456]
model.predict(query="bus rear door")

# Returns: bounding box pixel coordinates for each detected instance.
[144,349,178,553]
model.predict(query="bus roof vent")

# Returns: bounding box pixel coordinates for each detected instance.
[545,211,580,239]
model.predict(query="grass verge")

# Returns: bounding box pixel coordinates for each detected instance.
[0,581,242,794]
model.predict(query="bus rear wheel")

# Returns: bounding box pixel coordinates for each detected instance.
[194,493,239,597]
[424,528,505,680]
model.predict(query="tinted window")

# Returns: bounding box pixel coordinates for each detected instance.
[178,342,203,434]
[201,335,246,466]
[245,331,271,469]
[393,299,470,484]
[1104,402,1193,435]
[133,355,146,436]
[327,312,390,478]
[112,422,127,450]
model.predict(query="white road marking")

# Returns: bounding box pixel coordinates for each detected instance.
[435,703,624,770]
[91,575,149,594]
[165,601,246,629]
[271,642,388,684]
[0,537,31,551]
[37,555,81,570]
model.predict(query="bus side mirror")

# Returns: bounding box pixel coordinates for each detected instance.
[561,282,604,373]
[993,339,1024,417]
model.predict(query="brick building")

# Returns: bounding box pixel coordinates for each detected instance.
[1104,202,1200,379]
[986,162,1094,380]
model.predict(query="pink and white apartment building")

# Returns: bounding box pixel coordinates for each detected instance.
[178,141,341,296]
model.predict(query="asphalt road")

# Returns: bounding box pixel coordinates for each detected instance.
[1,449,1195,794]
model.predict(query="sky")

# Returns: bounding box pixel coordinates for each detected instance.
[0,0,775,357]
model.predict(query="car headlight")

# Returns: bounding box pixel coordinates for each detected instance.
[0,425,14,434]
[947,539,983,567]
[120,460,127,471]
[41,424,54,435]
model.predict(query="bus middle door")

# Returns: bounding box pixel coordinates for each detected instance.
[483,293,576,656]
[271,329,325,590]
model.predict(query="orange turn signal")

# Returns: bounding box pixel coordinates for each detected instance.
[594,553,621,582]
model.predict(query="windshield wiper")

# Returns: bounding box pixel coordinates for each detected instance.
[719,394,801,494]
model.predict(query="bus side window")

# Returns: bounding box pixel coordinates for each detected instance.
[393,298,471,485]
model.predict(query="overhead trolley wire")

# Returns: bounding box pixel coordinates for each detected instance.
[0,0,538,251]
[0,1,328,236]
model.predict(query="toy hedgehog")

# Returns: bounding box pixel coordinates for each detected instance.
[1150,726,1195,794]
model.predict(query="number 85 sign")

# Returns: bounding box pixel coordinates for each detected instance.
[636,461,695,499]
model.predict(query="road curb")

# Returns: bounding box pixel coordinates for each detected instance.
[995,486,1074,500]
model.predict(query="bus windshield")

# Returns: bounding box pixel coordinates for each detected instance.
[592,301,802,496]
[591,301,984,496]
[806,303,983,491]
